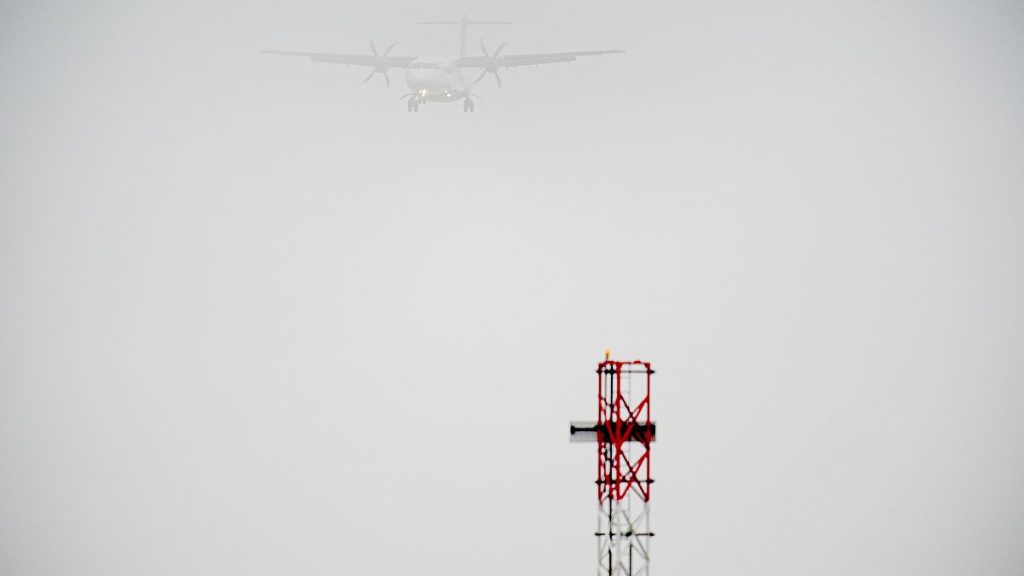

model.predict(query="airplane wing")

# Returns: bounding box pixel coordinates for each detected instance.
[263,50,417,68]
[458,49,623,69]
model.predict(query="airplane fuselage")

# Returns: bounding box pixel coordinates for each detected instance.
[404,58,471,102]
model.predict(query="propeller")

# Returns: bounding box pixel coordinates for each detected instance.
[363,39,397,87]
[474,39,507,88]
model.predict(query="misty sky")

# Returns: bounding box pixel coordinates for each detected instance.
[2,1,1023,575]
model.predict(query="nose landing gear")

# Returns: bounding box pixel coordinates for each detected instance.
[463,97,475,112]
[407,98,420,112]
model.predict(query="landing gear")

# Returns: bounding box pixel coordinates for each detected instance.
[407,98,420,112]
[463,98,475,112]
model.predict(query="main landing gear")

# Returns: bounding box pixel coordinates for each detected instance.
[463,97,475,112]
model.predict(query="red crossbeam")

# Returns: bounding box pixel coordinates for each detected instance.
[596,360,653,503]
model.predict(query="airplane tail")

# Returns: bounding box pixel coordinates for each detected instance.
[418,17,511,58]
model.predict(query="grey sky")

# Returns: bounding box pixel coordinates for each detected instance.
[2,1,1023,575]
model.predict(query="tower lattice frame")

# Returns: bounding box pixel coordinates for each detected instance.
[571,358,656,576]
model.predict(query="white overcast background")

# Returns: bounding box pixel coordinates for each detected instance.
[2,1,1023,575]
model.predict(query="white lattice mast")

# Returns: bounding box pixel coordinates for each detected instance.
[571,353,656,576]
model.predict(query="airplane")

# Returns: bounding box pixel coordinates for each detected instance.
[264,17,624,112]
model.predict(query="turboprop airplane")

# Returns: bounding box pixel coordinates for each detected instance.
[264,17,623,111]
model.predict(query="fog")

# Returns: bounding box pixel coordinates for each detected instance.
[2,1,1023,575]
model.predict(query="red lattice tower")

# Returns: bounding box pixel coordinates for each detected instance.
[571,354,656,576]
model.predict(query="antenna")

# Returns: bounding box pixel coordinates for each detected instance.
[418,16,511,58]
[570,356,656,576]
